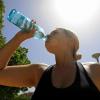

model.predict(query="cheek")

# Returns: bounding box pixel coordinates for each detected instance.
[46,39,58,47]
[45,40,58,52]
[45,43,53,53]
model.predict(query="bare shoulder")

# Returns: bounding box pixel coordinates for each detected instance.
[34,63,49,70]
[31,63,49,86]
[81,62,100,76]
[32,63,49,74]
[82,62,100,71]
[29,63,49,77]
[35,63,49,75]
[82,62,100,91]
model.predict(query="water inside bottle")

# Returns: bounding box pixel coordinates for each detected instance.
[33,31,47,41]
[33,24,47,40]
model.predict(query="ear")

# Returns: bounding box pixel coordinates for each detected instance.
[75,54,82,60]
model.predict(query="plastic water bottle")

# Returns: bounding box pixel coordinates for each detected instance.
[7,9,47,40]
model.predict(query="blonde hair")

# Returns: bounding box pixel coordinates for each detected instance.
[55,28,82,61]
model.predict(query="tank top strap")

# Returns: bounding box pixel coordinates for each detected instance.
[72,62,81,87]
[77,62,99,92]
[76,62,89,88]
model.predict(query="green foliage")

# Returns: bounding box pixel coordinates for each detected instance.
[0,84,29,100]
[0,0,6,48]
[14,95,30,100]
[0,32,6,47]
[0,0,5,31]
[8,47,31,65]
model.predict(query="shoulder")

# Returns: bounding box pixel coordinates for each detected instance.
[81,62,100,78]
[35,63,49,70]
[81,62,100,91]
[33,63,49,76]
[82,62,100,72]
[35,63,53,76]
[29,63,50,86]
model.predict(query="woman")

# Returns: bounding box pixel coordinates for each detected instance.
[0,28,100,99]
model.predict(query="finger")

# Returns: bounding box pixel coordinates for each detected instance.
[30,29,36,33]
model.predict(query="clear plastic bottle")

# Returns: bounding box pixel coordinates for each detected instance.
[7,9,47,40]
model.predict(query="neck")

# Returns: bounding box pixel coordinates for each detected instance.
[55,52,76,70]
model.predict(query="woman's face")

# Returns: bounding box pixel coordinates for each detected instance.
[45,30,73,54]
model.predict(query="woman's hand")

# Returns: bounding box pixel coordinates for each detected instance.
[15,19,37,41]
[16,29,36,41]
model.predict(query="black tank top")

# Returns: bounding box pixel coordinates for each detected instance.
[31,62,100,99]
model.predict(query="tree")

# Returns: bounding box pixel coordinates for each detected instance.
[92,53,100,63]
[0,0,6,47]
[0,31,6,47]
[8,47,31,65]
[0,0,5,32]
[0,0,31,100]
[14,95,31,100]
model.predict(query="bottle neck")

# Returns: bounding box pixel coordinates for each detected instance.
[42,35,47,41]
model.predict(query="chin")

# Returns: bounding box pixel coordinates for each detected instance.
[45,45,54,54]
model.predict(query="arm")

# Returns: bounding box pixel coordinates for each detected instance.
[0,29,35,69]
[0,29,48,87]
[0,64,47,88]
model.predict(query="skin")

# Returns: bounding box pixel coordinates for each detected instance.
[0,28,100,92]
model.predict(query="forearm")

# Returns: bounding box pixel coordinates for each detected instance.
[0,34,24,69]
[0,29,35,69]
